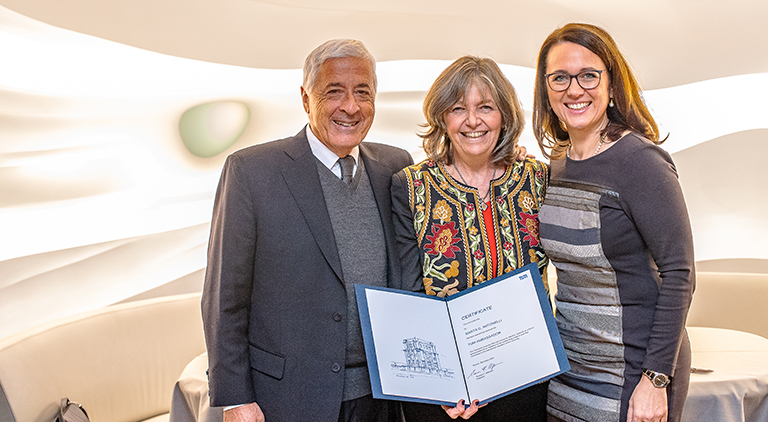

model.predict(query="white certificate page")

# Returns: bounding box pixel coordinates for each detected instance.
[364,289,468,403]
[448,269,560,402]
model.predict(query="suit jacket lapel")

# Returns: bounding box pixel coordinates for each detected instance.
[359,143,401,290]
[281,130,344,283]
[359,143,392,227]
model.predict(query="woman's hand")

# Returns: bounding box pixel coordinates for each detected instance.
[516,146,528,161]
[516,145,535,161]
[627,376,667,422]
[441,399,483,419]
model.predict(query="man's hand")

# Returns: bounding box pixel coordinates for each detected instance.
[627,376,667,422]
[224,402,265,422]
[441,399,484,420]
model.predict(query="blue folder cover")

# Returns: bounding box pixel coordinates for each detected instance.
[355,262,569,406]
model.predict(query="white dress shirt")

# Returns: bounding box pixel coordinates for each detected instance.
[306,125,359,178]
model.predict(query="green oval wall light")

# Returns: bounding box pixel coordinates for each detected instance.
[179,101,250,158]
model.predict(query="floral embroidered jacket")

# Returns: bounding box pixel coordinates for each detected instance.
[391,158,550,298]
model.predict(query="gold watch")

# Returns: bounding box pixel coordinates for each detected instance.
[642,368,670,388]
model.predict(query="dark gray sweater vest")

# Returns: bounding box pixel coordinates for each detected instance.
[317,157,387,401]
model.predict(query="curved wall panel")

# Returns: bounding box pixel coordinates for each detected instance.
[0,5,766,339]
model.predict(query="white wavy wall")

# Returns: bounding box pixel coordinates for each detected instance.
[1,6,766,339]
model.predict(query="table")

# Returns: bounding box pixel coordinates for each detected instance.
[682,327,768,422]
[170,328,768,422]
[169,352,222,422]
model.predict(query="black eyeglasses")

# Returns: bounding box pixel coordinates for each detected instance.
[545,70,604,92]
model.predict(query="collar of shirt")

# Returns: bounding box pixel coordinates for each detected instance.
[306,125,359,179]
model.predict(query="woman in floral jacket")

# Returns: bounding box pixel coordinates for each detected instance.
[391,56,550,421]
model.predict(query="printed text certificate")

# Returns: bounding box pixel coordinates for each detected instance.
[355,263,569,406]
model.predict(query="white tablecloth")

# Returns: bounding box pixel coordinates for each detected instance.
[169,352,222,422]
[681,327,768,422]
[170,328,768,422]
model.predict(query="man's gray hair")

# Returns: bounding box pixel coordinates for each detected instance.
[302,39,377,94]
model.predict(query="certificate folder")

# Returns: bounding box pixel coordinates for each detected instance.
[355,262,569,406]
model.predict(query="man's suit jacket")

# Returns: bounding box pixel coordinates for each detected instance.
[201,128,412,421]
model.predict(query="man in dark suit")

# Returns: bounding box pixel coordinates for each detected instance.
[201,39,413,422]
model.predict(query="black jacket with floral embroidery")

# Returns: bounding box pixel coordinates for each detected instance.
[391,158,550,297]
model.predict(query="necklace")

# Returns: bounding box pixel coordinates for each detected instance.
[453,163,497,211]
[567,132,608,159]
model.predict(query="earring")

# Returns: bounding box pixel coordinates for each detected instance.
[609,98,615,108]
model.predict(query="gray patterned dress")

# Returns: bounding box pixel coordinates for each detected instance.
[539,133,695,422]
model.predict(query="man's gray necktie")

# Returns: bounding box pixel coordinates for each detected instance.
[338,155,355,184]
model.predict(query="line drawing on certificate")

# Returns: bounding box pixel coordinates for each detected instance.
[390,337,455,379]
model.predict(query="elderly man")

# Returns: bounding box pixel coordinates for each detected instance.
[201,39,412,422]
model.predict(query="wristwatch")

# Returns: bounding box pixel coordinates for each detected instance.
[642,368,670,388]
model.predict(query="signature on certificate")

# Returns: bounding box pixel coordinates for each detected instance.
[466,361,503,380]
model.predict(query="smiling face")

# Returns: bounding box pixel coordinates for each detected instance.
[301,56,375,157]
[443,82,503,164]
[545,42,611,138]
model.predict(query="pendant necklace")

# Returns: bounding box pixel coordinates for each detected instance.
[453,164,497,211]
[567,132,608,159]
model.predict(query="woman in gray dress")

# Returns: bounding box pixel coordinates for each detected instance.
[532,23,695,422]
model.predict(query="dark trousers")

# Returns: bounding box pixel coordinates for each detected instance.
[338,394,392,422]
[402,381,548,422]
